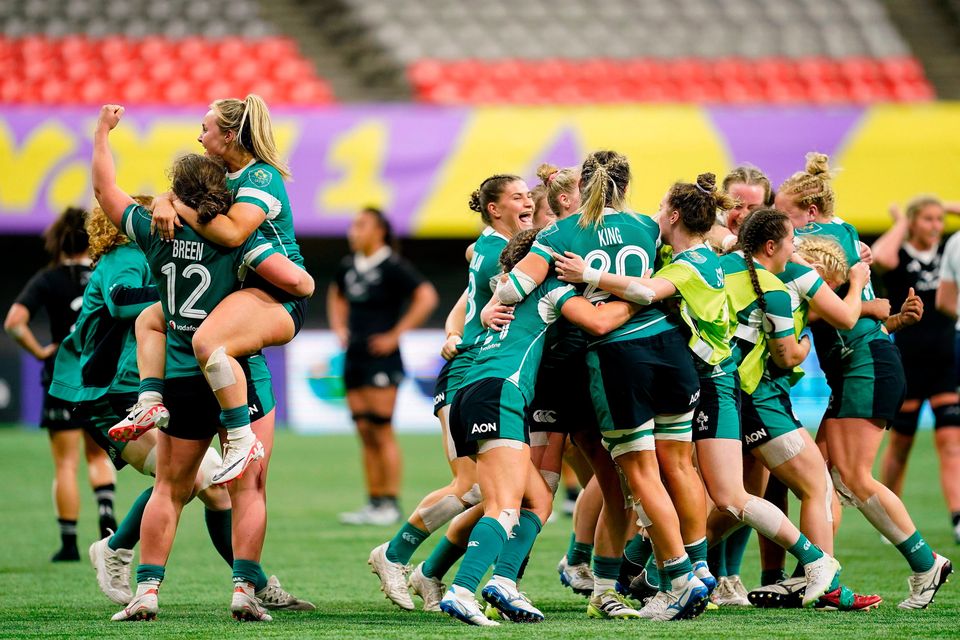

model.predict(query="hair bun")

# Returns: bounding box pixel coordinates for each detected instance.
[468,190,483,213]
[804,152,831,177]
[536,163,559,184]
[696,172,717,193]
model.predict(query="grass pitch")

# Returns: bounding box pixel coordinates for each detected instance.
[0,426,957,639]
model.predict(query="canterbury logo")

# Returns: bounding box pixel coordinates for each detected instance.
[532,410,557,424]
[468,541,480,548]
[471,422,497,434]
[401,532,419,544]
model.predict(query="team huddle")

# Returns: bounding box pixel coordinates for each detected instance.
[365,150,954,626]
[12,94,955,626]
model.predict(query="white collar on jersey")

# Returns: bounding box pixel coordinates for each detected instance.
[226,158,257,180]
[354,246,392,273]
[903,241,939,264]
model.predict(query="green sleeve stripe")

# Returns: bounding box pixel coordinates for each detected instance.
[244,243,274,268]
[236,187,282,219]
[530,242,554,263]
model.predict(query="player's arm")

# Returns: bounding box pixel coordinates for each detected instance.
[397,283,440,335]
[465,243,475,263]
[441,290,468,361]
[937,278,958,320]
[156,196,266,247]
[327,283,349,348]
[496,252,550,305]
[807,263,869,330]
[860,298,892,321]
[561,298,638,336]
[870,204,908,273]
[252,254,314,298]
[91,105,136,227]
[105,283,159,319]
[768,333,811,369]
[554,250,672,304]
[3,303,54,360]
[886,287,924,333]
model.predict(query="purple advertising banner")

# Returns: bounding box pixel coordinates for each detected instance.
[2,104,959,236]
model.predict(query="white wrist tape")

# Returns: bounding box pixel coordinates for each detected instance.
[623,281,657,305]
[582,267,602,287]
[496,268,537,305]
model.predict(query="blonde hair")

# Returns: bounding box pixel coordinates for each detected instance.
[722,164,773,206]
[795,235,849,284]
[906,195,942,221]
[778,152,836,218]
[578,150,630,229]
[211,94,291,179]
[87,195,153,264]
[536,163,579,218]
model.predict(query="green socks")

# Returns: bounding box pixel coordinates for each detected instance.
[451,517,508,592]
[896,531,936,572]
[232,559,268,592]
[109,487,153,551]
[724,526,752,576]
[494,510,542,581]
[787,534,824,566]
[708,539,726,577]
[220,406,249,431]
[685,537,708,565]
[136,563,165,585]
[139,378,164,396]
[423,537,465,580]
[624,534,653,567]
[567,532,594,566]
[205,508,233,565]
[386,522,430,564]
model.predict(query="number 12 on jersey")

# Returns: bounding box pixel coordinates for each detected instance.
[160,262,211,320]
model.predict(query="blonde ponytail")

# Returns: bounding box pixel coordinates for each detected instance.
[578,150,630,228]
[211,94,291,179]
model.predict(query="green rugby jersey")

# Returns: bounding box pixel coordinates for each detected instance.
[763,261,825,384]
[530,209,675,345]
[227,159,303,266]
[122,203,277,378]
[656,243,733,375]
[796,217,886,354]
[720,252,795,394]
[49,243,157,403]
[463,277,577,404]
[458,227,509,355]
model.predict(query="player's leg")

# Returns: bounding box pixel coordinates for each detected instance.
[363,385,403,518]
[342,386,382,523]
[192,289,293,483]
[47,428,82,562]
[826,416,951,608]
[881,400,921,498]
[109,304,169,442]
[702,435,838,608]
[482,459,552,623]
[441,442,529,627]
[928,394,960,542]
[113,432,209,621]
[409,505,482,612]
[82,430,117,538]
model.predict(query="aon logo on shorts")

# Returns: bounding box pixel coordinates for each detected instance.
[471,422,498,434]
[744,428,768,444]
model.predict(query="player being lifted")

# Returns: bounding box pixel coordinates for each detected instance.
[92,105,315,622]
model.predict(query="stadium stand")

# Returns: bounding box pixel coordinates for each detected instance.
[0,0,333,105]
[363,0,937,104]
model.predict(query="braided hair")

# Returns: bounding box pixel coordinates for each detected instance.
[778,152,836,219]
[737,208,790,314]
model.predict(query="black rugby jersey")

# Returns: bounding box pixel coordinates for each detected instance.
[15,262,92,383]
[882,242,954,351]
[334,248,425,349]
